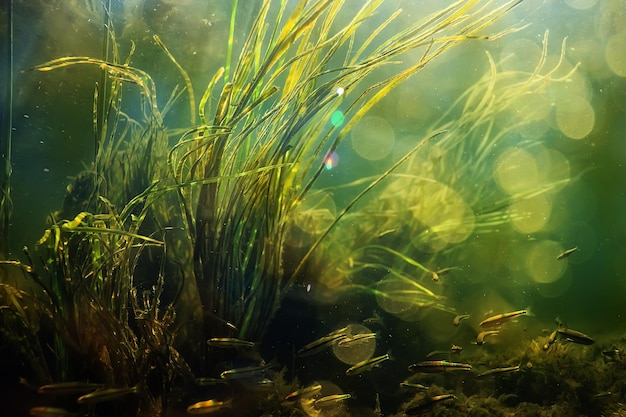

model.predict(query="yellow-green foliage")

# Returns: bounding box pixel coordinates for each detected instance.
[0,1,546,415]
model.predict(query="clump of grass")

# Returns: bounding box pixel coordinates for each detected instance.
[0,0,535,415]
[304,31,581,322]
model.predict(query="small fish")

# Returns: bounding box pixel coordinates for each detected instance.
[284,383,323,401]
[207,337,255,348]
[476,330,500,345]
[37,381,104,395]
[593,391,613,399]
[338,332,378,347]
[453,314,470,326]
[405,394,456,414]
[476,365,520,378]
[542,329,558,351]
[556,246,578,260]
[363,311,385,327]
[400,381,429,391]
[256,378,275,388]
[376,229,398,239]
[425,345,461,358]
[76,385,140,405]
[557,327,595,345]
[431,267,460,281]
[29,407,80,417]
[297,329,347,357]
[408,360,471,373]
[346,353,390,375]
[479,309,528,328]
[186,399,232,415]
[602,348,621,362]
[313,393,351,407]
[220,363,271,380]
[194,377,229,386]
[425,350,451,359]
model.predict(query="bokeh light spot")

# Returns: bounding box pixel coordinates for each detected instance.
[536,269,573,298]
[510,195,552,234]
[350,115,395,161]
[494,148,538,195]
[375,277,417,316]
[332,324,376,365]
[556,94,595,139]
[605,33,626,77]
[331,111,345,127]
[285,190,336,248]
[324,151,339,170]
[526,240,567,284]
[409,180,474,251]
[300,381,345,417]
[535,148,571,192]
[511,93,551,122]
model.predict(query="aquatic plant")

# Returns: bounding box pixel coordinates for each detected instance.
[305,31,579,326]
[172,0,527,344]
[0,0,568,415]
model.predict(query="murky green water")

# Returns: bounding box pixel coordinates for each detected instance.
[1,1,626,416]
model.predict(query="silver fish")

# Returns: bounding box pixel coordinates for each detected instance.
[297,328,347,357]
[186,399,232,415]
[556,247,578,260]
[314,393,351,407]
[408,360,471,373]
[479,309,528,328]
[476,365,520,378]
[284,383,322,401]
[557,327,595,345]
[76,385,140,405]
[345,353,390,375]
[37,381,104,395]
[207,337,255,348]
[220,363,271,380]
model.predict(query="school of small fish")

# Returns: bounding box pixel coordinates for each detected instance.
[28,245,611,416]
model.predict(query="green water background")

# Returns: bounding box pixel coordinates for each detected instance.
[2,0,626,345]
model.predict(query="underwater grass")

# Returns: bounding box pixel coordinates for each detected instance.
[0,0,561,415]
[303,30,583,325]
[171,0,530,344]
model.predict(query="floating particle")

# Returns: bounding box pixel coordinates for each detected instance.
[336,87,345,96]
